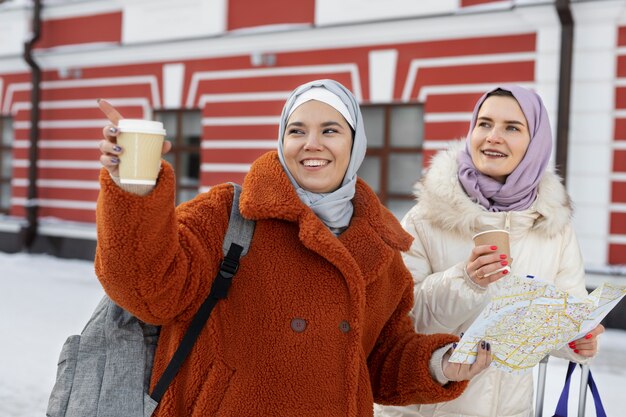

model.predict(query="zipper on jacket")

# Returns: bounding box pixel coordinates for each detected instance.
[504,212,511,231]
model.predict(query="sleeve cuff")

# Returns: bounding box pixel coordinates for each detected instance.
[429,344,453,386]
[109,172,155,196]
[462,262,489,293]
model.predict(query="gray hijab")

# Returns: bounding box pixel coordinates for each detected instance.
[277,79,367,235]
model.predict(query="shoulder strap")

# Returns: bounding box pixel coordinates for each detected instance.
[150,183,254,404]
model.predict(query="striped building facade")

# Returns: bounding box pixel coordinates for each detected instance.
[0,0,625,274]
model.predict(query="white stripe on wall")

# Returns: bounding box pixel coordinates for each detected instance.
[14,120,109,129]
[11,197,97,210]
[201,116,280,126]
[13,140,97,149]
[13,159,101,169]
[608,235,626,244]
[201,140,276,149]
[201,163,250,172]
[187,64,362,108]
[424,112,472,122]
[11,179,100,189]
[198,91,291,107]
[416,82,534,103]
[368,49,398,103]
[3,76,160,114]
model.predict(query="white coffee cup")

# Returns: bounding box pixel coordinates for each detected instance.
[116,119,166,185]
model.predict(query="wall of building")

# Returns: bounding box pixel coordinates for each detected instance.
[0,0,625,273]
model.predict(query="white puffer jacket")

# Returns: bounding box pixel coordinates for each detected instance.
[376,142,590,417]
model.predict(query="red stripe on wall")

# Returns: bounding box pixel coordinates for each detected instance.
[12,186,99,201]
[614,150,626,172]
[203,101,285,118]
[37,12,122,49]
[616,56,626,78]
[13,167,100,181]
[612,182,626,203]
[425,93,483,113]
[202,172,246,187]
[228,0,314,30]
[424,121,469,140]
[619,26,626,47]
[192,73,354,100]
[422,150,438,167]
[615,87,626,109]
[11,206,96,223]
[203,125,278,140]
[610,212,626,235]
[614,119,626,140]
[13,148,100,161]
[409,61,534,102]
[608,243,626,265]
[40,105,144,121]
[202,149,268,164]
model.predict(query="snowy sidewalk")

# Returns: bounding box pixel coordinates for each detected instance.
[1,252,625,417]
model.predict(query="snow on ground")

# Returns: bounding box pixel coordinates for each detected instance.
[1,251,625,417]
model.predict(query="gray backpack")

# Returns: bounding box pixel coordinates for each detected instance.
[46,183,255,417]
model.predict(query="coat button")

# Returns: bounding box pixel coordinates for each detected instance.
[291,318,307,333]
[339,320,351,333]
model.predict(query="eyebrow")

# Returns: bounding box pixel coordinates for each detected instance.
[286,120,346,129]
[477,116,526,127]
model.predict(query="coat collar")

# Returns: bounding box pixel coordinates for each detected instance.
[240,151,411,252]
[413,141,572,238]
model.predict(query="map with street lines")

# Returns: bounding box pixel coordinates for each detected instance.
[448,275,626,373]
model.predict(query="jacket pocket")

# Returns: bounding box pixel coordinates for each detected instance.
[46,335,81,417]
[190,359,235,417]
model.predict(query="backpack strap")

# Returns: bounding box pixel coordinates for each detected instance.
[150,183,255,404]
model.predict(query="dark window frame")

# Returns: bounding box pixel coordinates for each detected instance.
[360,103,424,206]
[0,116,12,215]
[153,109,201,205]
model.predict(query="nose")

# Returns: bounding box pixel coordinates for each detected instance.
[486,128,504,144]
[304,132,323,151]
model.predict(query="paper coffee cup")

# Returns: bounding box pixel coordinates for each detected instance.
[472,229,511,277]
[117,119,166,185]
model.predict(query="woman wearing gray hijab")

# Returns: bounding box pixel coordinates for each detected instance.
[95,79,490,416]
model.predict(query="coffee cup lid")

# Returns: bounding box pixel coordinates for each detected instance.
[118,119,166,135]
[472,229,509,240]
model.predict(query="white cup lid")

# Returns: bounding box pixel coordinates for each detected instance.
[118,119,166,135]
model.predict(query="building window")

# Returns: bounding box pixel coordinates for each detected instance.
[358,104,424,219]
[154,110,201,204]
[0,117,13,214]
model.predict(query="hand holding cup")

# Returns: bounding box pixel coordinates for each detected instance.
[466,230,511,287]
[97,99,172,179]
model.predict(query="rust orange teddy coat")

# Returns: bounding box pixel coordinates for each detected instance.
[95,151,466,417]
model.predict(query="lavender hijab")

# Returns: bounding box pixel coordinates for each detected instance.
[457,85,552,212]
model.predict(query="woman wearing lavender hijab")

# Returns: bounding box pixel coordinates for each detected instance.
[376,86,604,417]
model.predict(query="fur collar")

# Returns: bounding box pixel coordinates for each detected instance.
[412,141,572,238]
[240,151,411,251]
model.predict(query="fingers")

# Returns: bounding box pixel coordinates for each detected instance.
[443,340,492,382]
[466,245,510,286]
[99,134,122,176]
[568,325,604,357]
[97,99,123,124]
[162,140,172,155]
[469,340,492,378]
